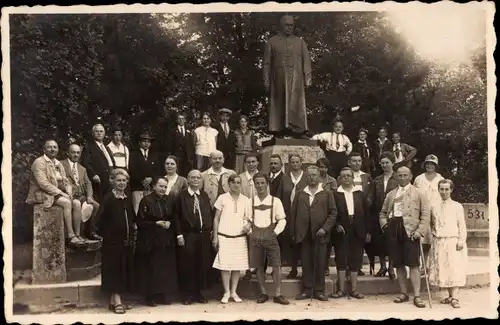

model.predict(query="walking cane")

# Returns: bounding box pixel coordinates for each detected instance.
[419,239,433,309]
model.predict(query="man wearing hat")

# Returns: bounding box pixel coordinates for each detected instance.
[82,121,116,202]
[413,154,444,274]
[216,108,237,170]
[62,143,102,241]
[129,130,162,214]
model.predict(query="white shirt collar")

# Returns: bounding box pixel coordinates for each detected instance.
[95,140,105,147]
[188,187,201,196]
[378,138,387,143]
[337,185,358,193]
[398,183,411,191]
[271,170,282,178]
[246,170,258,181]
[208,166,227,175]
[108,142,122,149]
[290,170,304,183]
[393,143,401,148]
[358,139,367,144]
[253,194,272,204]
[43,154,60,165]
[303,184,323,196]
[352,170,365,177]
[67,158,78,168]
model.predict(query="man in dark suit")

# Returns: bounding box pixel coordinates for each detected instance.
[268,154,293,270]
[330,167,371,300]
[82,122,116,202]
[167,113,195,177]
[62,143,101,241]
[391,132,417,171]
[129,131,162,214]
[290,166,337,301]
[215,108,237,170]
[174,170,214,305]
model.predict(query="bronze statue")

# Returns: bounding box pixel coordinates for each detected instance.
[263,15,312,139]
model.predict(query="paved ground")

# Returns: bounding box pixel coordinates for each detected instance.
[16,286,497,321]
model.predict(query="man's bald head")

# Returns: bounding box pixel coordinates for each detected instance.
[68,143,82,162]
[396,166,412,187]
[210,150,224,169]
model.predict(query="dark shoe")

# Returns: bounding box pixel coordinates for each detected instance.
[314,293,328,301]
[295,292,311,300]
[358,269,365,276]
[273,295,290,305]
[450,298,461,309]
[394,293,409,304]
[287,269,298,279]
[413,296,426,308]
[196,295,208,304]
[145,299,157,307]
[324,269,330,276]
[256,294,269,304]
[374,268,388,277]
[243,271,253,281]
[388,269,396,280]
[329,290,347,299]
[349,290,365,299]
[90,233,103,241]
[182,297,193,305]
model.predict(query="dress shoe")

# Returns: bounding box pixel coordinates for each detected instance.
[196,295,208,304]
[295,292,312,300]
[256,294,269,304]
[145,299,157,307]
[273,295,290,305]
[182,297,193,305]
[90,233,103,241]
[324,269,330,276]
[314,293,329,301]
[287,269,298,279]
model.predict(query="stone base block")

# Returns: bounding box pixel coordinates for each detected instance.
[66,240,102,282]
[259,138,325,174]
[32,205,67,284]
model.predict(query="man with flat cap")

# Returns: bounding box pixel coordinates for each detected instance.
[216,108,237,170]
[263,15,312,139]
[129,130,162,214]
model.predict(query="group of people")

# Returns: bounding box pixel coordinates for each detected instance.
[25,112,468,313]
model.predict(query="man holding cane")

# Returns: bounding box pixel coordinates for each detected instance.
[379,166,430,308]
[290,166,337,301]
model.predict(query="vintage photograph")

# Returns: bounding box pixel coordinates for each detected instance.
[2,2,497,323]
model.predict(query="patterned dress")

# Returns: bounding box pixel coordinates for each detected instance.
[212,192,251,271]
[414,173,444,245]
[427,199,468,288]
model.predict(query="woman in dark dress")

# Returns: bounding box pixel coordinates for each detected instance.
[135,177,179,306]
[96,168,136,314]
[369,151,398,279]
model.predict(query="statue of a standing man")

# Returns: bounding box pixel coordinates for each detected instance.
[263,15,312,139]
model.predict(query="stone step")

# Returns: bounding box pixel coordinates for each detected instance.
[468,247,490,257]
[13,256,490,307]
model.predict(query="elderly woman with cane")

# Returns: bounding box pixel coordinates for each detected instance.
[427,179,468,309]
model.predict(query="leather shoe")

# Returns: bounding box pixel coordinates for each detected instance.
[90,233,103,241]
[256,294,269,304]
[314,293,328,301]
[295,292,312,300]
[273,295,290,305]
[287,269,298,279]
[182,297,193,305]
[196,295,208,304]
[145,299,157,307]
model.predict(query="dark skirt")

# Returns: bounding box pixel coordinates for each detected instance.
[101,243,135,294]
[135,246,178,296]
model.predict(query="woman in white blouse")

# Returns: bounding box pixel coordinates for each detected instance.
[163,155,188,199]
[212,174,251,304]
[414,154,445,271]
[194,112,218,172]
[427,179,467,309]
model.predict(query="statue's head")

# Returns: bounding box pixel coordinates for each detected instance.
[280,15,294,35]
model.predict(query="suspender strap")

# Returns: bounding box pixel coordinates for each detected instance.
[251,195,276,228]
[270,196,274,224]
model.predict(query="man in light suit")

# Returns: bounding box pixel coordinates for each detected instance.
[290,166,337,301]
[61,143,101,241]
[200,150,236,207]
[26,140,85,246]
[380,166,430,308]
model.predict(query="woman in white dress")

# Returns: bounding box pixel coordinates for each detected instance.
[427,179,467,309]
[212,174,251,304]
[413,154,444,269]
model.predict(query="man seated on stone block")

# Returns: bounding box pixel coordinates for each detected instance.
[26,140,86,246]
[62,143,102,241]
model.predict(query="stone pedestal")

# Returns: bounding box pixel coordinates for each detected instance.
[259,138,325,173]
[66,240,102,282]
[32,205,67,284]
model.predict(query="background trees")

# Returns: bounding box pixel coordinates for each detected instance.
[9,12,488,243]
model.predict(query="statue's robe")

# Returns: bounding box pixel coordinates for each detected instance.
[263,33,312,135]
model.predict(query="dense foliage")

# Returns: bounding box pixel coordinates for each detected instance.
[9,13,488,242]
